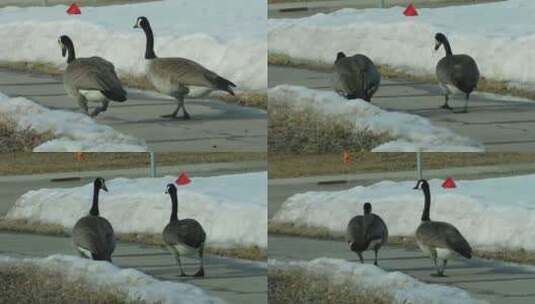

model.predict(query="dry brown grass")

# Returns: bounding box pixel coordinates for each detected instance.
[268,268,391,304]
[0,219,265,261]
[0,152,265,176]
[0,114,55,152]
[0,61,266,109]
[268,152,535,179]
[0,264,143,304]
[268,53,535,101]
[269,223,535,265]
[268,103,391,153]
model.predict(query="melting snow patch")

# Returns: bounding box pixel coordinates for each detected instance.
[0,93,147,152]
[0,254,224,304]
[269,85,483,152]
[270,258,486,304]
[0,0,266,91]
[6,172,267,248]
[269,0,535,86]
[272,176,535,251]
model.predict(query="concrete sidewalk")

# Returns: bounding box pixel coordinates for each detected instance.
[0,232,266,304]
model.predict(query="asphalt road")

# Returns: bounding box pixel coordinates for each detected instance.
[0,162,267,304]
[0,69,266,152]
[268,164,535,304]
[269,65,535,151]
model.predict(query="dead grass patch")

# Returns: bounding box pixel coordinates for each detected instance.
[0,114,55,152]
[0,264,142,304]
[268,152,535,179]
[268,268,391,304]
[0,151,265,176]
[268,102,391,153]
[0,219,265,261]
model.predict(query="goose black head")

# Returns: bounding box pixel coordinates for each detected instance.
[165,183,177,194]
[434,33,447,51]
[363,202,372,214]
[413,179,429,190]
[58,35,73,57]
[336,51,346,62]
[134,16,150,30]
[94,177,108,192]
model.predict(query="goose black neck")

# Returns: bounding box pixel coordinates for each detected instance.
[90,184,100,216]
[169,191,178,222]
[442,39,453,57]
[421,186,431,221]
[66,42,76,63]
[142,25,156,59]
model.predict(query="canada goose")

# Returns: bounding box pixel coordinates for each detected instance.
[133,16,236,119]
[345,202,388,265]
[163,183,206,277]
[434,33,479,113]
[72,177,115,262]
[58,35,127,117]
[413,179,472,277]
[333,52,381,102]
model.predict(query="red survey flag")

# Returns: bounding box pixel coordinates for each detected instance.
[175,173,191,186]
[403,4,418,16]
[442,177,456,189]
[67,3,81,15]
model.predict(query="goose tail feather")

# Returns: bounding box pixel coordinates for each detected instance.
[214,76,236,96]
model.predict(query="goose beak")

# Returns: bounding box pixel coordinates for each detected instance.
[101,183,108,192]
[133,23,139,29]
[434,41,441,51]
[413,185,419,190]
[61,45,66,57]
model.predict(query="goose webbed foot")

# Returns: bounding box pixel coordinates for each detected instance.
[440,103,453,111]
[182,111,191,120]
[179,271,188,277]
[193,268,205,278]
[430,272,447,277]
[161,113,179,119]
[160,112,191,120]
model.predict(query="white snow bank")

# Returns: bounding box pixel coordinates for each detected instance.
[269,85,483,152]
[270,258,485,304]
[273,175,535,251]
[0,0,266,91]
[269,0,535,87]
[0,93,147,152]
[6,172,267,248]
[0,254,223,304]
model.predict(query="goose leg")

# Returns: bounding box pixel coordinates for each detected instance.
[90,100,109,117]
[77,96,89,115]
[460,93,470,113]
[168,246,187,276]
[430,251,443,276]
[193,243,205,277]
[440,94,453,110]
[374,247,379,266]
[357,252,364,264]
[439,259,448,276]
